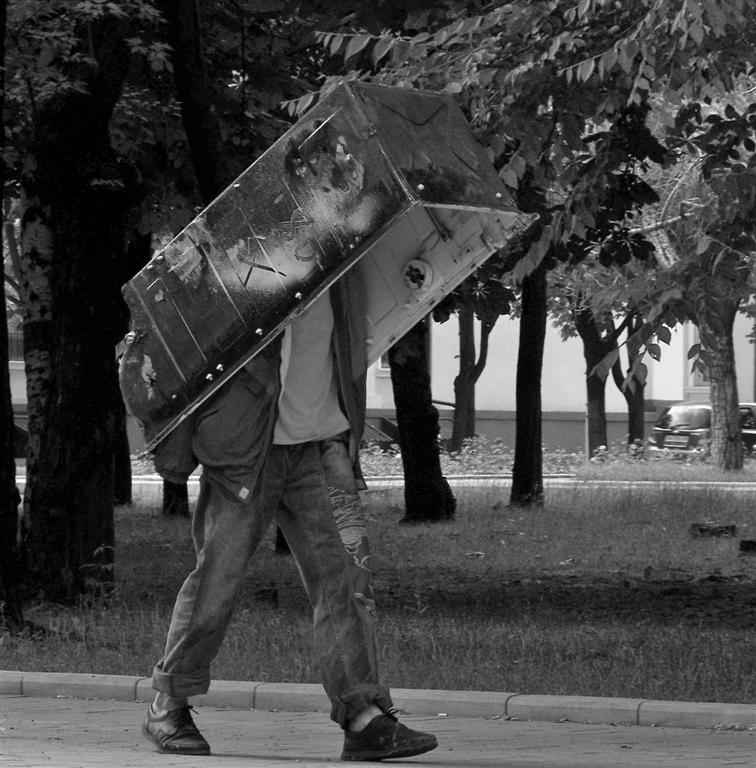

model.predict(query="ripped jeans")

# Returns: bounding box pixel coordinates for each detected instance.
[319,435,375,614]
[151,436,391,728]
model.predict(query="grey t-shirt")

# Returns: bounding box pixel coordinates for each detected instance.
[273,292,349,445]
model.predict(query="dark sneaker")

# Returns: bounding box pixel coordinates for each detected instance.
[342,713,437,761]
[142,705,210,755]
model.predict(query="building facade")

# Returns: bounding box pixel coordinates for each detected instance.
[368,312,756,453]
[9,312,756,455]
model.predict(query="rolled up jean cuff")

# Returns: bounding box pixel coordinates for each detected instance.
[151,664,210,700]
[331,683,394,729]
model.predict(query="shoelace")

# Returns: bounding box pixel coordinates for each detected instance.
[167,705,200,731]
[384,707,400,723]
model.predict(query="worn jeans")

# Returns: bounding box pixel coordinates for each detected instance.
[319,436,375,613]
[151,437,391,727]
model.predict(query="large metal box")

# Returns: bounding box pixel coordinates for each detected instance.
[119,82,536,450]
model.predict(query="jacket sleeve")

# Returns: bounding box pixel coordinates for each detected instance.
[153,414,198,484]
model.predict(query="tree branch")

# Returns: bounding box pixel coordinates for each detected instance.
[605,310,634,346]
[629,204,708,236]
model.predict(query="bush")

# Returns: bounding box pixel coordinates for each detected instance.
[359,436,583,476]
[133,434,756,481]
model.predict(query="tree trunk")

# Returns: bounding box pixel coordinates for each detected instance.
[0,309,22,627]
[451,305,496,452]
[18,187,53,503]
[451,305,477,451]
[0,0,22,629]
[697,299,742,470]
[20,24,133,601]
[158,0,232,202]
[113,400,132,506]
[615,367,646,444]
[1,271,22,628]
[389,319,455,523]
[610,353,646,445]
[585,369,608,456]
[572,305,614,457]
[510,263,547,507]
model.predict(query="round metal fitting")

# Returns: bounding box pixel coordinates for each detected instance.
[404,258,434,292]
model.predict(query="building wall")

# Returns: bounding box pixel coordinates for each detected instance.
[365,312,756,450]
[731,313,755,403]
[10,312,756,454]
[428,314,694,415]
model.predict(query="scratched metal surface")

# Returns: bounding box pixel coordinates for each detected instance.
[119,82,535,450]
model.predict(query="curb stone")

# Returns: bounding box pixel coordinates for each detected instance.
[1,671,148,701]
[637,699,756,729]
[4,671,756,730]
[15,475,756,507]
[506,694,644,726]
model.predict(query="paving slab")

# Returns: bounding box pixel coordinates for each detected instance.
[2,695,754,768]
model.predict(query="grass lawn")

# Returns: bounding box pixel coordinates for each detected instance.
[4,477,756,704]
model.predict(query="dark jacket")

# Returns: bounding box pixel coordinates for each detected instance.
[154,271,368,500]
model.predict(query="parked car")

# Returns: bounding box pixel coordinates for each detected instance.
[651,401,756,453]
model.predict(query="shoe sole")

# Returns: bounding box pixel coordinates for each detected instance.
[141,723,211,756]
[342,736,438,761]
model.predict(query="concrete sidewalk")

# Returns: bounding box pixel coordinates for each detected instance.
[2,673,756,767]
[2,694,754,767]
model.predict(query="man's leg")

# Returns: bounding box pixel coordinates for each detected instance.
[319,436,381,732]
[273,442,437,760]
[319,435,375,612]
[143,477,273,755]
